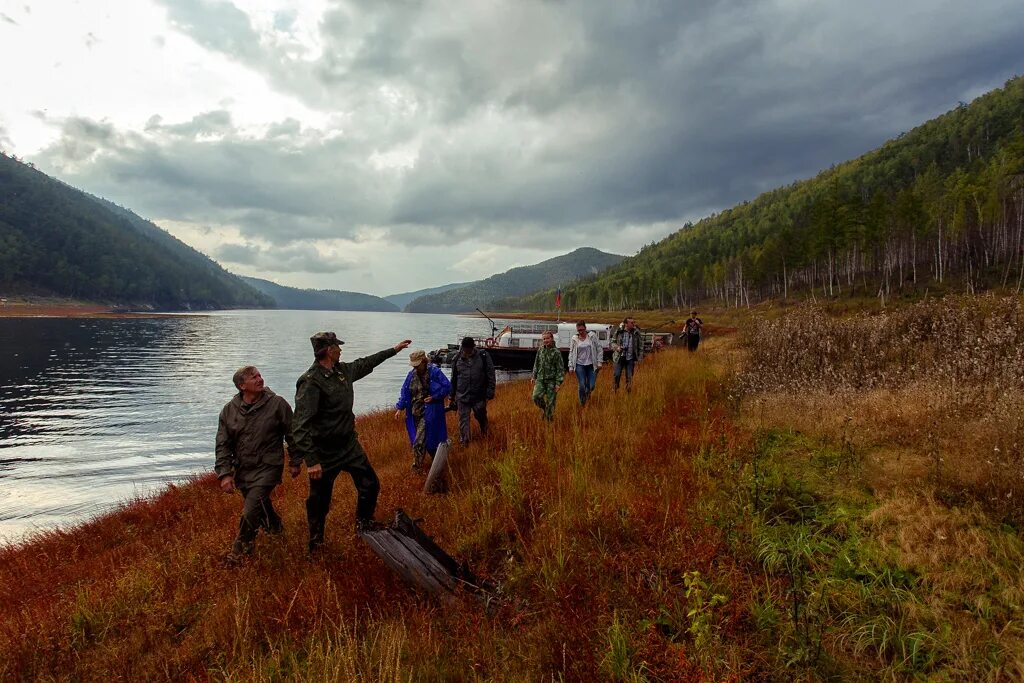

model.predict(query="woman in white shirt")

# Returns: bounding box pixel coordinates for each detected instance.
[567,320,602,406]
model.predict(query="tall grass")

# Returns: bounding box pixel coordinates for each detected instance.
[0,345,732,681]
[4,299,1021,681]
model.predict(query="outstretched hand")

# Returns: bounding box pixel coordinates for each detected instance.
[394,339,412,352]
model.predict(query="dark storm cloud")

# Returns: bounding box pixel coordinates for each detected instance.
[214,241,355,274]
[34,0,1024,256]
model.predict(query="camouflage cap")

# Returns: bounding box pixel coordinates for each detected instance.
[409,350,427,366]
[310,331,345,352]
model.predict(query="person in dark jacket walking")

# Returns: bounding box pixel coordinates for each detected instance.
[683,311,704,352]
[292,331,412,554]
[394,349,451,474]
[449,336,495,445]
[215,366,297,564]
[612,317,644,393]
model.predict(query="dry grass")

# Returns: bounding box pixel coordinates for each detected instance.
[0,342,745,681]
[729,295,1024,680]
[4,297,1023,681]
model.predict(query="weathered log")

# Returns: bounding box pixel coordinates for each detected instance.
[358,509,491,601]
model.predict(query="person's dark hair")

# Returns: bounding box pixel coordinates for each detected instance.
[576,319,586,328]
[232,365,258,390]
[691,310,698,316]
[461,336,475,350]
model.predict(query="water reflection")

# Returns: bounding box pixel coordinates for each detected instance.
[0,310,521,542]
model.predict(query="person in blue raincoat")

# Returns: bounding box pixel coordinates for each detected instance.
[394,349,451,474]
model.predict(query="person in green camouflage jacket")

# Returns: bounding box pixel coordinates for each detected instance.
[531,331,565,421]
[292,331,411,553]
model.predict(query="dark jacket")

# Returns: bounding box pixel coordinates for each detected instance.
[396,364,451,455]
[612,327,644,364]
[291,347,398,469]
[215,388,296,488]
[449,348,495,404]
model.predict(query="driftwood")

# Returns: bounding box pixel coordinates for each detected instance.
[423,440,450,494]
[358,509,491,601]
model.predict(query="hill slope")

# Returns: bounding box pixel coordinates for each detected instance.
[383,282,471,311]
[405,247,624,313]
[511,76,1024,311]
[241,276,399,312]
[0,155,271,310]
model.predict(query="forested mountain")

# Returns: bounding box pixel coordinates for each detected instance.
[241,276,399,312]
[512,76,1024,312]
[0,155,272,309]
[384,281,471,310]
[405,247,624,313]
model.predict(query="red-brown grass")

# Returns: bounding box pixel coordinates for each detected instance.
[0,343,746,681]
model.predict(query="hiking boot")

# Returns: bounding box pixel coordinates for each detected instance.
[224,551,245,567]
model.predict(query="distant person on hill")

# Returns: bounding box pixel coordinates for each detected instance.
[567,319,602,406]
[292,331,412,555]
[612,317,643,393]
[449,336,495,445]
[532,330,565,421]
[684,310,704,352]
[215,366,298,566]
[394,350,451,474]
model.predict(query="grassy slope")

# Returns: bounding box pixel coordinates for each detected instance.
[2,302,1022,680]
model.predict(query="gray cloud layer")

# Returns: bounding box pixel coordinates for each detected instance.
[29,0,1024,273]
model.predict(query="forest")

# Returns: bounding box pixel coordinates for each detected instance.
[509,77,1024,312]
[0,154,271,310]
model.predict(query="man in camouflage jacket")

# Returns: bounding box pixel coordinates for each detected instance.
[215,365,297,563]
[531,330,565,421]
[611,317,644,393]
[292,331,411,553]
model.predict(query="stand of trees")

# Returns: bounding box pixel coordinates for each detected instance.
[511,77,1024,311]
[0,154,272,310]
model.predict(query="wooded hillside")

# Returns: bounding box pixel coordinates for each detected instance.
[241,276,399,312]
[512,76,1024,311]
[0,155,272,310]
[406,247,623,313]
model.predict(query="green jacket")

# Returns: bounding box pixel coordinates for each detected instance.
[215,388,296,488]
[532,345,565,385]
[292,347,398,468]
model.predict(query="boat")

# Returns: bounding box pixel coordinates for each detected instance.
[431,317,614,371]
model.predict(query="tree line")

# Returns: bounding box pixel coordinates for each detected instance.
[0,153,272,309]
[506,76,1024,312]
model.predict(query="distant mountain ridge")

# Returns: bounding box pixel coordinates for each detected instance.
[383,282,471,311]
[0,154,272,310]
[405,247,625,313]
[241,276,399,312]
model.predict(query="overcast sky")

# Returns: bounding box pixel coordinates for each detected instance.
[1,1,1021,296]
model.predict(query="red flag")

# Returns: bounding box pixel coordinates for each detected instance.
[555,286,562,309]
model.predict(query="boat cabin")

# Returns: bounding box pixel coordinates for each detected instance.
[488,322,613,353]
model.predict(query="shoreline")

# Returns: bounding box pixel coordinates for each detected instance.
[0,302,202,319]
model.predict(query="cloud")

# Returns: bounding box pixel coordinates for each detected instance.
[214,240,356,274]
[17,0,1024,293]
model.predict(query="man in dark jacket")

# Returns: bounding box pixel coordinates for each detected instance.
[292,331,411,554]
[449,336,496,445]
[215,365,297,564]
[612,317,644,393]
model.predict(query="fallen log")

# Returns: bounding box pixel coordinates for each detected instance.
[358,509,492,601]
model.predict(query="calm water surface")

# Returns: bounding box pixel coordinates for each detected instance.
[0,310,512,543]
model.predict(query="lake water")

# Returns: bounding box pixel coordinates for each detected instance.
[0,310,517,543]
